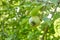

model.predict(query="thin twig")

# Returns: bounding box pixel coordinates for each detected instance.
[41,0,60,40]
[41,25,48,40]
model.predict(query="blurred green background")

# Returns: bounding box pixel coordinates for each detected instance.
[0,0,60,40]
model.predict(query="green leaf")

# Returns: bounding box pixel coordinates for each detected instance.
[43,17,51,26]
[30,5,43,16]
[50,0,58,4]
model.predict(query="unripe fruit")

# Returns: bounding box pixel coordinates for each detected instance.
[29,16,40,27]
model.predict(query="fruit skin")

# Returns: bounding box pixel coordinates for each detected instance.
[54,18,60,37]
[29,16,40,27]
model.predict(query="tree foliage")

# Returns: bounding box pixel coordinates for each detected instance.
[0,0,60,40]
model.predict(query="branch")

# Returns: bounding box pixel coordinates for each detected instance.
[41,0,60,40]
[41,25,48,40]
